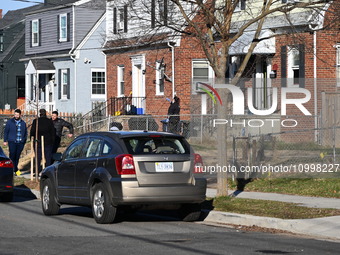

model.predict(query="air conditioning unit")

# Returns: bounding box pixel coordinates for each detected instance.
[117,21,124,30]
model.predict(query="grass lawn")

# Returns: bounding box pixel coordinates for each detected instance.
[207,196,340,219]
[229,178,340,198]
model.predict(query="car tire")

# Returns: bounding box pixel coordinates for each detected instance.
[91,183,116,224]
[179,203,202,222]
[1,192,13,202]
[41,178,60,215]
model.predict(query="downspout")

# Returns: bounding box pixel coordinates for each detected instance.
[313,31,317,143]
[168,42,175,98]
[69,5,77,113]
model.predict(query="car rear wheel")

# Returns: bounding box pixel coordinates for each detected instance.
[1,192,13,202]
[179,203,202,222]
[41,179,60,215]
[92,183,116,224]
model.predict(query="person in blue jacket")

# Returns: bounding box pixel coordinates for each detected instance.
[3,109,27,174]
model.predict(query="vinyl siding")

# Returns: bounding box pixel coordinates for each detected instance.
[25,7,73,55]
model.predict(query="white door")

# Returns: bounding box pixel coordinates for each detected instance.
[131,55,146,114]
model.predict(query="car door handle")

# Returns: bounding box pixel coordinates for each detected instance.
[88,162,96,166]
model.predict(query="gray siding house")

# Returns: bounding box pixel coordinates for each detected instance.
[0,5,43,110]
[23,0,106,114]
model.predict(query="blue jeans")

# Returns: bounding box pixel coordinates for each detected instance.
[8,142,25,172]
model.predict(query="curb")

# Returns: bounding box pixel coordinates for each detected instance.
[14,187,40,200]
[203,210,340,241]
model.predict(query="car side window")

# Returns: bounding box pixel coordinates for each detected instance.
[64,138,87,160]
[102,141,112,155]
[85,138,102,158]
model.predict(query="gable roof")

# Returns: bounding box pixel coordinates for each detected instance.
[0,4,44,29]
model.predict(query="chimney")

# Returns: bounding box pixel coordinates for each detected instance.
[0,9,2,19]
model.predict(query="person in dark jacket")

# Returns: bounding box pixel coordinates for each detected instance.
[30,109,55,172]
[51,111,74,154]
[167,96,181,134]
[3,109,27,174]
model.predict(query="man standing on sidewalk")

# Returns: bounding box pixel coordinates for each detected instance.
[3,109,27,175]
[51,111,74,154]
[30,109,55,173]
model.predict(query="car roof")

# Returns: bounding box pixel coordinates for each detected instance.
[77,131,184,139]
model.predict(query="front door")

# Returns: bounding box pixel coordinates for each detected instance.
[131,55,146,114]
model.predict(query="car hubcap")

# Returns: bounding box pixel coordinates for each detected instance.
[93,189,104,218]
[43,185,50,210]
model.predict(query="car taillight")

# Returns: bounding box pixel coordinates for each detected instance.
[115,154,136,175]
[193,153,204,173]
[0,160,14,168]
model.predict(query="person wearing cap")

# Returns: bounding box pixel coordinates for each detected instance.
[30,109,55,173]
[51,111,74,154]
[167,96,181,134]
[3,109,27,175]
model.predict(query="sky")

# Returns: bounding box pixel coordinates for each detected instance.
[1,0,43,16]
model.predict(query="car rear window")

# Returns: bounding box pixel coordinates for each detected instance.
[123,137,190,155]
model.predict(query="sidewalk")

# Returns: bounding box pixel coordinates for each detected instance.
[204,188,340,241]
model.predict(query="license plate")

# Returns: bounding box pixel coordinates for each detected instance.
[155,162,174,172]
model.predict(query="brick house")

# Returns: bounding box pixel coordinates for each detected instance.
[104,0,339,137]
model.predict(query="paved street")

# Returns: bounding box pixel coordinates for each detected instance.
[1,195,340,255]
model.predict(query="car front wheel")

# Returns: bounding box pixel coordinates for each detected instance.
[92,183,116,224]
[41,178,60,215]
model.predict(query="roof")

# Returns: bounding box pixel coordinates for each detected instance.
[0,4,44,29]
[31,59,55,71]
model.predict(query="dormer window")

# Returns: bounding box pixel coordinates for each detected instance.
[59,14,68,42]
[113,5,128,34]
[31,19,40,47]
[58,13,70,42]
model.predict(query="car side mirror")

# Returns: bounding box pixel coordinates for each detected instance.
[52,153,63,162]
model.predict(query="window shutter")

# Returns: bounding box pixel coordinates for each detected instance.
[151,0,155,28]
[124,5,128,33]
[163,0,168,26]
[38,19,41,46]
[58,69,61,99]
[281,46,287,87]
[67,68,70,99]
[299,44,305,88]
[30,20,32,47]
[57,15,60,43]
[67,13,70,42]
[241,0,246,10]
[113,8,117,34]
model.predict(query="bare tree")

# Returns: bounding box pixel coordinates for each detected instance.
[110,0,336,196]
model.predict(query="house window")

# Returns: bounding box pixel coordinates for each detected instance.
[156,61,165,95]
[288,47,300,86]
[31,19,40,47]
[234,0,246,12]
[114,5,128,33]
[0,32,3,52]
[59,14,68,42]
[337,45,340,87]
[117,66,125,96]
[61,69,68,99]
[192,60,214,86]
[151,0,171,27]
[92,70,106,96]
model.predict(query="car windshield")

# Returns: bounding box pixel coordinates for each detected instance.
[123,137,190,155]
